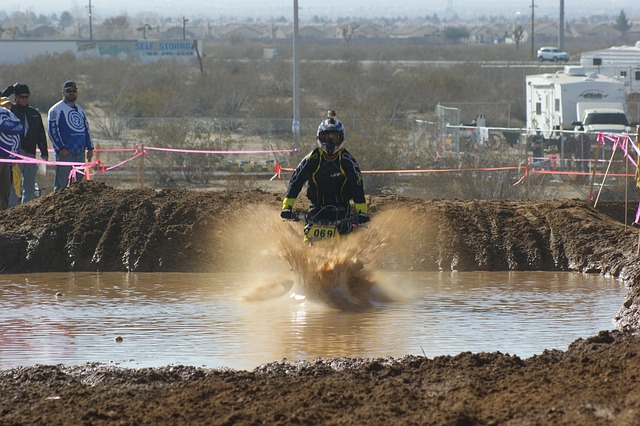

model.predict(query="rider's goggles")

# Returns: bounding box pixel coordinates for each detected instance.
[318,131,343,144]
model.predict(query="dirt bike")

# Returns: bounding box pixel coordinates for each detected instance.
[287,205,362,243]
[278,205,384,310]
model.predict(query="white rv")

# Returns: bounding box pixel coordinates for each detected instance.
[526,66,629,139]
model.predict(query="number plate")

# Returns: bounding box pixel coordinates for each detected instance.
[306,224,338,242]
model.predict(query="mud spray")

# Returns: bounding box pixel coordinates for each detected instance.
[219,204,432,311]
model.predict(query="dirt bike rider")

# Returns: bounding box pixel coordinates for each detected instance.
[280,112,369,234]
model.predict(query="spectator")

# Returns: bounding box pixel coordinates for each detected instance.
[528,129,545,169]
[0,97,24,210]
[564,133,577,170]
[2,83,49,203]
[575,128,591,172]
[47,81,94,191]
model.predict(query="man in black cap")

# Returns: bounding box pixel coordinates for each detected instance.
[47,81,94,191]
[1,82,49,203]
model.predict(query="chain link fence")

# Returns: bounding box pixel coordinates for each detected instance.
[74,114,639,202]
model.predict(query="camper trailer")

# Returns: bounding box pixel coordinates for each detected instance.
[526,66,629,140]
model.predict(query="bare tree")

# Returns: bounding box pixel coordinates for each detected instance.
[339,23,359,47]
[6,27,21,40]
[100,15,130,39]
[512,25,525,50]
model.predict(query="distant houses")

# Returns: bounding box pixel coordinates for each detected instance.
[1,16,639,48]
[197,20,640,46]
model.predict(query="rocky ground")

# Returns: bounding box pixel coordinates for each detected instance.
[2,181,640,425]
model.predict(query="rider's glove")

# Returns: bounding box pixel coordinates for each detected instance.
[281,207,295,220]
[354,202,369,224]
[281,197,296,220]
[356,212,370,224]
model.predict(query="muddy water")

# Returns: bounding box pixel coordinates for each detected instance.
[0,271,626,371]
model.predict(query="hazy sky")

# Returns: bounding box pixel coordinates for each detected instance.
[9,0,640,20]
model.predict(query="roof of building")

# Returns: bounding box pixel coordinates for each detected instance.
[580,42,640,66]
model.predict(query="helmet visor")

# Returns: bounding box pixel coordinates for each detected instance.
[318,131,343,144]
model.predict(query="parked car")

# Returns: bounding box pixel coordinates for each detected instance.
[537,47,570,62]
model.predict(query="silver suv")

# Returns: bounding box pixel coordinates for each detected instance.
[537,47,570,62]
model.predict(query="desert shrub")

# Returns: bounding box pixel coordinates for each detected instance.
[143,119,187,185]
[0,40,626,198]
[92,115,126,140]
[128,90,165,117]
[0,52,80,110]
[140,118,241,187]
[0,44,526,126]
[402,151,556,200]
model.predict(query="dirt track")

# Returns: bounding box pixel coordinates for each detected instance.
[2,181,640,425]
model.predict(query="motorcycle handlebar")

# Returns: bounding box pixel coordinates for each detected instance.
[284,211,358,226]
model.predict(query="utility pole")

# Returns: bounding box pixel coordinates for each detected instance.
[182,17,189,40]
[558,0,565,50]
[530,0,536,59]
[87,0,93,40]
[292,0,300,149]
[138,24,152,40]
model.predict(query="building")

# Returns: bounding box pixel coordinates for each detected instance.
[580,43,640,94]
[0,39,203,65]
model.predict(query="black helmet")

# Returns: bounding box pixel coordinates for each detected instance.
[316,117,345,156]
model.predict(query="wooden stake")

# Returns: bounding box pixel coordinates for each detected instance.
[588,138,601,206]
[138,144,145,188]
[625,137,629,229]
[636,126,640,258]
[593,142,617,208]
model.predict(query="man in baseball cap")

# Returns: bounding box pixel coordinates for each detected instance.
[0,82,49,204]
[48,79,93,191]
[1,82,30,98]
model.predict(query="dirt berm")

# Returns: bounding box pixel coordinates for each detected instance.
[2,181,640,425]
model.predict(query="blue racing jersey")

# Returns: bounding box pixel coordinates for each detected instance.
[48,100,93,156]
[0,107,23,158]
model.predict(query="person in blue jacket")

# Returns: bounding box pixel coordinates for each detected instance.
[1,83,49,204]
[47,81,94,191]
[0,97,24,210]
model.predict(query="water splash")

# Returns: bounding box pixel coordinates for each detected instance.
[278,232,383,311]
[220,204,431,311]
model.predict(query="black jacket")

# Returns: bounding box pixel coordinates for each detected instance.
[285,147,366,207]
[10,103,48,157]
[2,85,48,157]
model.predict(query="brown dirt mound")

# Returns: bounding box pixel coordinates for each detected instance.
[2,181,640,425]
[2,331,640,425]
[1,182,638,277]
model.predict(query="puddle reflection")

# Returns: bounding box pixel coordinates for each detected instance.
[0,271,626,370]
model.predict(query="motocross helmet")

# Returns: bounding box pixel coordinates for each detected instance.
[317,117,345,156]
